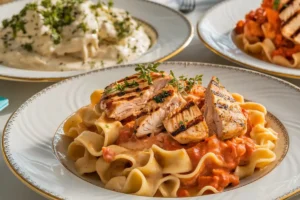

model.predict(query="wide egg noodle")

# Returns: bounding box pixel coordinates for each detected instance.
[236,34,300,68]
[151,144,192,174]
[250,124,278,150]
[174,152,223,180]
[73,130,105,157]
[234,148,276,178]
[75,149,98,175]
[96,145,146,183]
[63,113,84,139]
[95,112,123,147]
[232,93,278,178]
[102,147,181,197]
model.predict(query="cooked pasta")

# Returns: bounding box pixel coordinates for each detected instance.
[235,0,300,68]
[63,65,279,197]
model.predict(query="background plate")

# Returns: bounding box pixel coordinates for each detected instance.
[0,0,193,82]
[197,0,300,79]
[2,62,300,200]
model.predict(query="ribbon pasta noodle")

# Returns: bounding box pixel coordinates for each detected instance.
[63,71,280,197]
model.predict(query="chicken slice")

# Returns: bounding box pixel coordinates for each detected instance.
[279,0,300,44]
[135,86,185,137]
[99,72,171,121]
[204,77,247,140]
[163,101,208,144]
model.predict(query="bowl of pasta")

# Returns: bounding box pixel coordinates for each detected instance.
[198,0,300,79]
[3,62,299,199]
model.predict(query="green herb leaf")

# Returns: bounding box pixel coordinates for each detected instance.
[108,0,114,8]
[273,0,280,10]
[22,43,33,52]
[153,90,171,103]
[135,63,161,85]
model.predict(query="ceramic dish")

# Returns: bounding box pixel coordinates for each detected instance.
[197,0,300,79]
[2,62,300,199]
[0,0,193,82]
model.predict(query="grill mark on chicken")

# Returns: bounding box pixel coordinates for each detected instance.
[102,86,150,101]
[104,74,139,89]
[211,90,235,102]
[167,101,195,119]
[171,115,203,136]
[280,0,294,13]
[282,11,299,27]
[292,26,300,38]
[136,107,160,119]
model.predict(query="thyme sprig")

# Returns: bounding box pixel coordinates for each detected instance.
[135,63,163,85]
[169,71,203,93]
[169,70,184,92]
[179,74,203,92]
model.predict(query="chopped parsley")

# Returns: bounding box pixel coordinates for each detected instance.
[105,124,109,128]
[77,22,89,33]
[108,0,114,9]
[132,46,137,53]
[89,61,96,68]
[41,0,51,8]
[22,43,33,52]
[153,90,171,103]
[135,63,162,85]
[117,56,123,64]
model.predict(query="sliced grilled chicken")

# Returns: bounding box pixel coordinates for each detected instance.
[99,72,171,121]
[279,0,300,44]
[163,101,208,144]
[204,77,247,140]
[135,85,185,137]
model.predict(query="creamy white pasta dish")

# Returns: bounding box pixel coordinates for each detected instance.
[63,63,278,197]
[0,0,151,71]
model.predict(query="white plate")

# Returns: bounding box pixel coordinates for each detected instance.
[0,0,193,82]
[197,0,300,79]
[2,61,300,200]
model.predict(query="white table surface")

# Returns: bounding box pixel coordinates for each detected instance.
[1,0,300,199]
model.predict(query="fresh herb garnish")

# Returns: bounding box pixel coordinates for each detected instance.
[179,74,203,92]
[89,61,96,68]
[169,70,184,92]
[41,0,51,8]
[132,46,137,53]
[273,0,280,10]
[108,0,114,8]
[135,63,162,85]
[105,124,109,128]
[153,90,171,103]
[22,43,33,52]
[77,22,89,33]
[117,56,123,64]
[216,77,220,82]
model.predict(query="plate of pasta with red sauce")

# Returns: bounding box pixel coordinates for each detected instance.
[198,0,300,79]
[3,61,300,200]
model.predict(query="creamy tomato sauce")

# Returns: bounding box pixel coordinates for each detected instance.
[103,120,256,197]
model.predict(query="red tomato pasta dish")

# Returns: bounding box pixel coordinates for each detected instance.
[63,63,278,197]
[235,0,300,68]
